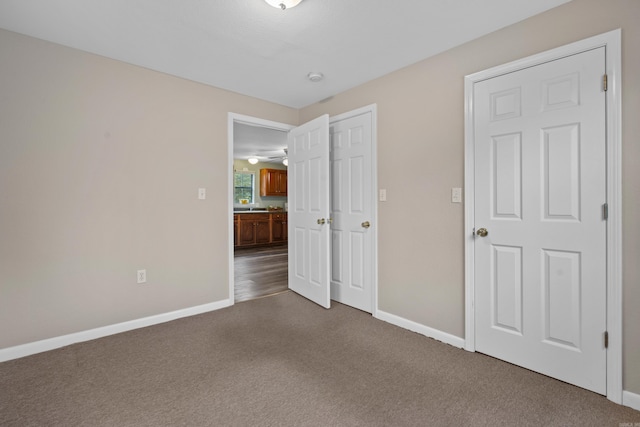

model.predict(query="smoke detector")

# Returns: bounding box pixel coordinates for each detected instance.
[307,72,324,83]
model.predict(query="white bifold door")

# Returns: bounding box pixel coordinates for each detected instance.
[473,47,607,393]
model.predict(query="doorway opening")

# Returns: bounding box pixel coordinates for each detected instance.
[228,115,294,303]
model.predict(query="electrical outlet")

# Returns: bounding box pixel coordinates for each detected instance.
[198,188,206,200]
[379,189,387,202]
[137,269,147,284]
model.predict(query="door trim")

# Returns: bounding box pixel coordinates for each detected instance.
[329,104,379,316]
[227,113,294,306]
[463,29,622,403]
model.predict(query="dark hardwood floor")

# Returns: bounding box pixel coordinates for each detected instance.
[234,244,289,302]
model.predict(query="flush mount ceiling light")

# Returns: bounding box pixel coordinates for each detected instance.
[248,157,259,165]
[282,157,288,166]
[264,0,302,10]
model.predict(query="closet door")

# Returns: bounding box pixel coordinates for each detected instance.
[287,115,331,308]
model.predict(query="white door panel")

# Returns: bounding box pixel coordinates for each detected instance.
[330,112,373,312]
[288,115,331,308]
[474,48,606,393]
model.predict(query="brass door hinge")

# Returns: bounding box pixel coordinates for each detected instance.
[603,74,608,92]
[604,331,609,349]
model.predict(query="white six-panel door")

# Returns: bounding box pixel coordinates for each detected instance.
[288,115,331,308]
[329,112,373,312]
[473,48,607,393]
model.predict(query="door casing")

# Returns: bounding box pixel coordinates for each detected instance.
[463,29,622,403]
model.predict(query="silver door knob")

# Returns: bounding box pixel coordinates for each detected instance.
[361,221,371,229]
[476,228,488,237]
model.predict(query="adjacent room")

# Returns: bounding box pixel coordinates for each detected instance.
[232,122,289,302]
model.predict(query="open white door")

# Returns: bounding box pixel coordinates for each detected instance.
[288,115,331,308]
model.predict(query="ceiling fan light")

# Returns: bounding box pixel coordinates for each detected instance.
[264,0,302,10]
[248,157,259,165]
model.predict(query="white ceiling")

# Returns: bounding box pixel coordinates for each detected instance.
[234,122,288,164]
[0,0,571,109]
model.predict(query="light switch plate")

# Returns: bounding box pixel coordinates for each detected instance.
[198,188,206,200]
[452,187,462,203]
[379,189,387,202]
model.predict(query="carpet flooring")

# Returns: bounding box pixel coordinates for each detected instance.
[1,292,638,426]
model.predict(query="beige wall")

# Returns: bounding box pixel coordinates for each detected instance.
[1,0,639,397]
[301,0,640,394]
[0,29,298,348]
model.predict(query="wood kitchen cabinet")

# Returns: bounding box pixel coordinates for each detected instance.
[238,214,271,246]
[271,213,287,243]
[235,212,288,247]
[260,168,287,197]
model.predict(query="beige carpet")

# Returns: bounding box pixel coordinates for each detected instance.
[1,292,638,426]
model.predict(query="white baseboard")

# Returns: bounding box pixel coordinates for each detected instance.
[0,298,232,363]
[623,390,640,411]
[375,309,465,349]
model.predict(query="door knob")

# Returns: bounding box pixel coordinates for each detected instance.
[317,218,326,225]
[361,221,371,229]
[476,228,488,237]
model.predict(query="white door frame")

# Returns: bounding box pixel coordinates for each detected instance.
[228,106,379,316]
[463,29,622,403]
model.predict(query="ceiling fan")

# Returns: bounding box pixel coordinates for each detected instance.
[249,149,288,165]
